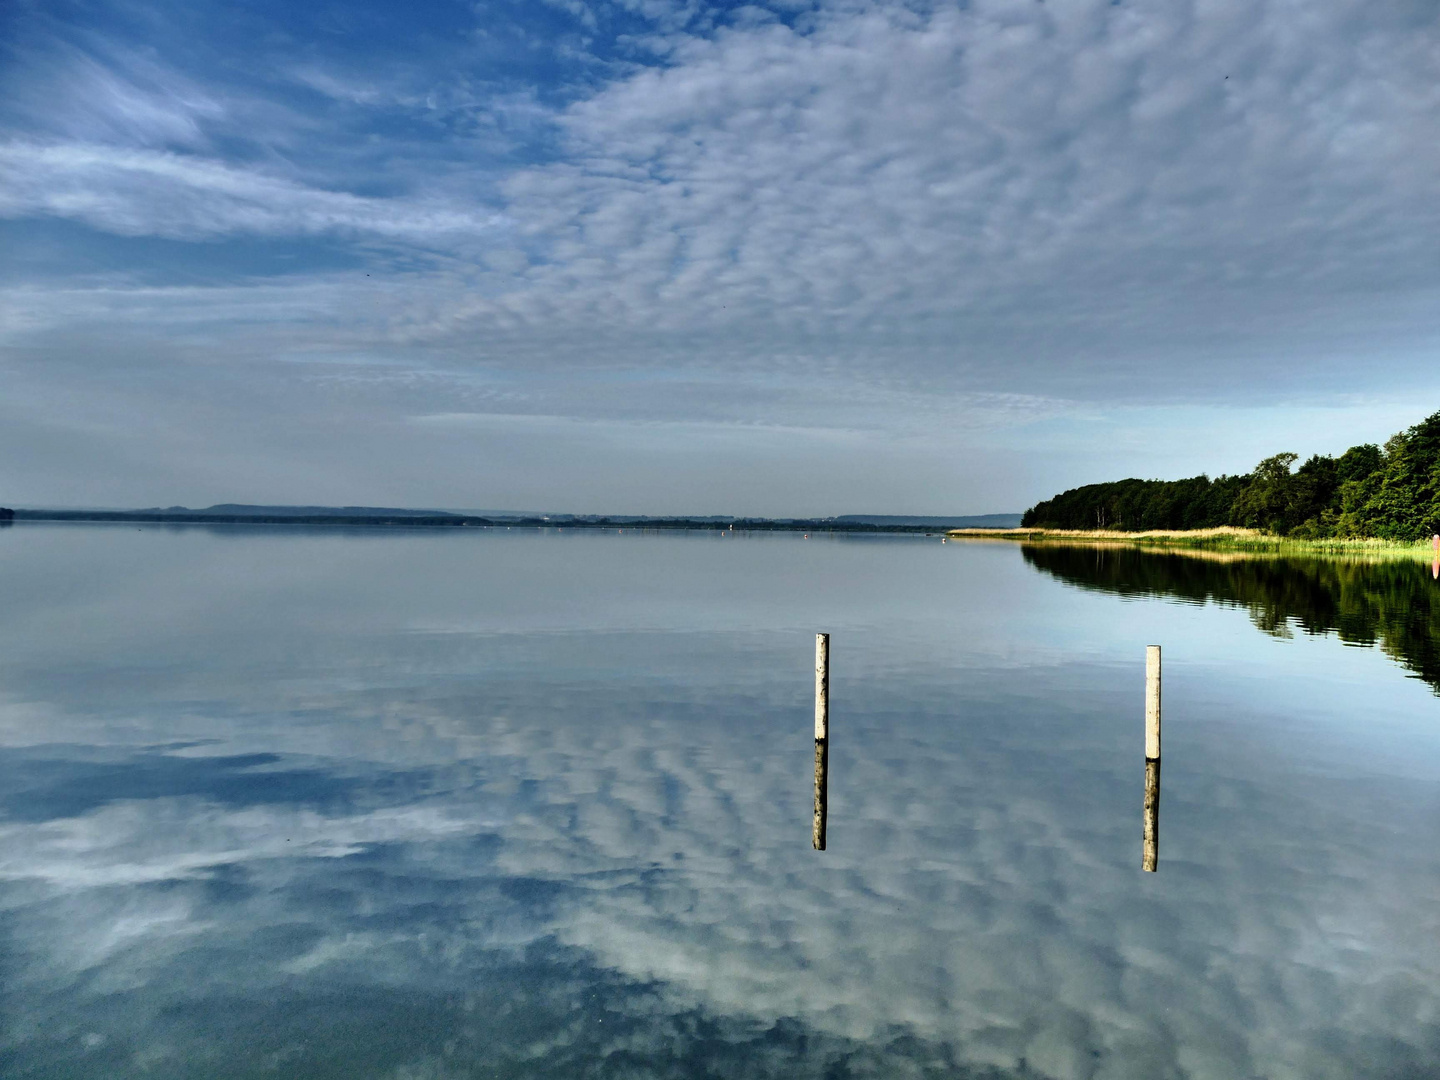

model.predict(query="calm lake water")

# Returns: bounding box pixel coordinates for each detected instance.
[2,523,1439,1079]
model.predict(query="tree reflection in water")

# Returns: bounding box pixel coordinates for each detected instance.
[1022,544,1440,692]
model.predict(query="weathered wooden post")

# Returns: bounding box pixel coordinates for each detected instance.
[1143,644,1161,872]
[814,632,829,850]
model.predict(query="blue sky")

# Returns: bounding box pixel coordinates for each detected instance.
[2,0,1438,513]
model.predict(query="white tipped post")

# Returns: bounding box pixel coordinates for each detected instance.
[814,633,829,850]
[1145,645,1161,760]
[1143,645,1161,872]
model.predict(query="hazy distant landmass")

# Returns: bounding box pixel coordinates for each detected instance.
[835,514,1022,528]
[6,504,1021,533]
[148,504,465,518]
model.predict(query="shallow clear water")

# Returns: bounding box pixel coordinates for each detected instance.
[1,523,1438,1079]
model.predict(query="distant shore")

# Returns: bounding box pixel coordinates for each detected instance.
[946,525,1435,558]
[8,508,979,535]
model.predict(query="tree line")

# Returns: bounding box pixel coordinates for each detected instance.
[1021,408,1440,539]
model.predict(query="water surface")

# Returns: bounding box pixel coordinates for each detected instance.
[1,524,1438,1079]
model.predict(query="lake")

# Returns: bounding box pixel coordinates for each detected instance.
[1,523,1438,1079]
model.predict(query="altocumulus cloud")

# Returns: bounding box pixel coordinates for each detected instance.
[1,0,1438,509]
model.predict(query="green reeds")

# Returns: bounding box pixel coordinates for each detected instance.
[947,526,1436,561]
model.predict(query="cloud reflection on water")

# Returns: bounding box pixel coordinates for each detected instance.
[0,526,1438,1078]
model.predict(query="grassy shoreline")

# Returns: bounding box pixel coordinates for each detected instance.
[947,525,1436,559]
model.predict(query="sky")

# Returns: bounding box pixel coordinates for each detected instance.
[1,0,1438,515]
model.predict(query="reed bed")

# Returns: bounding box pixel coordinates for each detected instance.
[947,526,1436,560]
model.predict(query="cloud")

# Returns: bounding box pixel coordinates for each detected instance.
[478,0,1440,354]
[0,34,225,149]
[10,0,1440,351]
[2,0,1440,506]
[0,142,502,242]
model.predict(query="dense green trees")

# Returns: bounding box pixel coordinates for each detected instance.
[1020,409,1440,540]
[1021,474,1247,531]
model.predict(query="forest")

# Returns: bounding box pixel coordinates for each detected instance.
[1021,408,1440,539]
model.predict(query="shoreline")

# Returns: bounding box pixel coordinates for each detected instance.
[5,510,952,536]
[946,525,1435,559]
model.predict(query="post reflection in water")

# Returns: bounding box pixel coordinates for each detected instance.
[813,632,830,851]
[1143,645,1162,872]
[1142,758,1160,872]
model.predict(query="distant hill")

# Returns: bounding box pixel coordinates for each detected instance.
[10,503,1019,534]
[834,514,1023,529]
[140,506,1022,527]
[146,504,464,518]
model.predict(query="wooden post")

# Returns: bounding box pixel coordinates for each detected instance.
[814,632,829,850]
[1143,644,1161,871]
